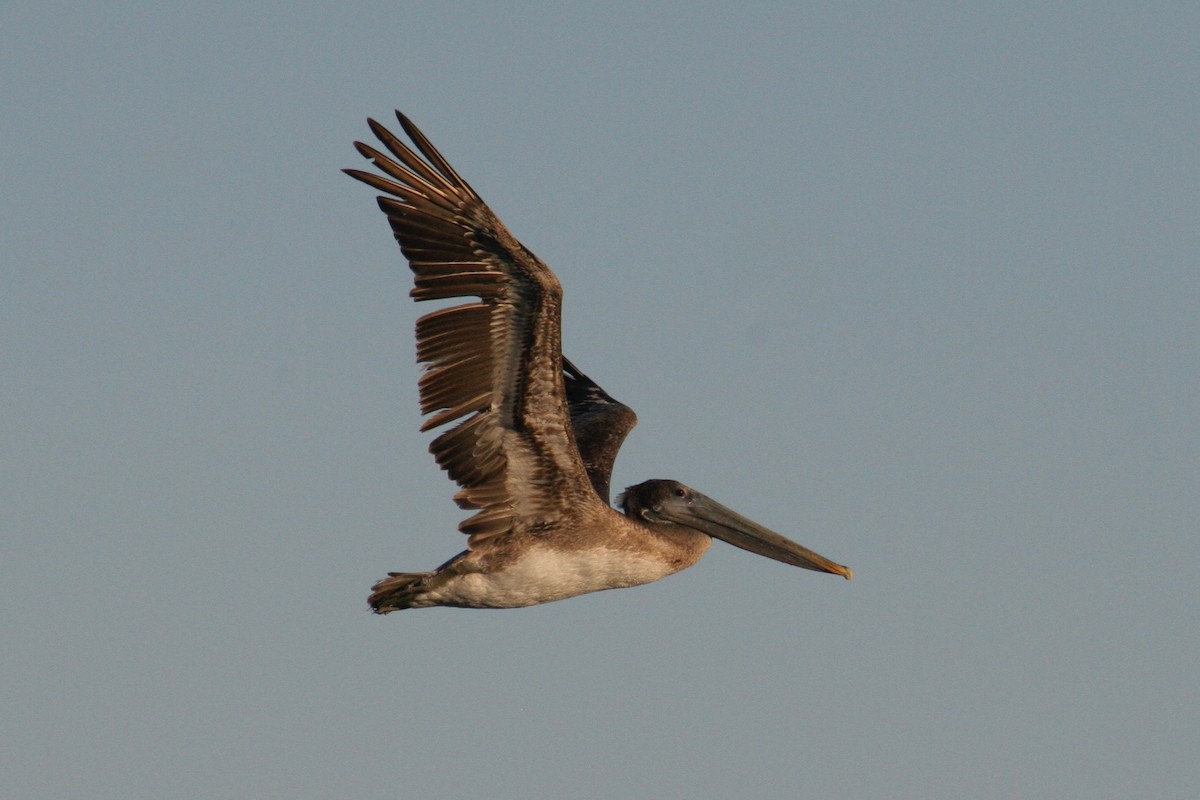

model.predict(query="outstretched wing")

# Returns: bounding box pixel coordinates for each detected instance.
[345,112,601,545]
[563,357,637,505]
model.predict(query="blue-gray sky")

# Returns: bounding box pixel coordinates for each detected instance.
[4,4,1197,798]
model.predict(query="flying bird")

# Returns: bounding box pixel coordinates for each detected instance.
[345,112,852,611]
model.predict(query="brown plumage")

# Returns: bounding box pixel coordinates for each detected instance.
[345,112,851,612]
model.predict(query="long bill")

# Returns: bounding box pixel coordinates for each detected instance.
[662,492,853,579]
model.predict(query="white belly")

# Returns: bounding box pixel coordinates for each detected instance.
[426,545,685,608]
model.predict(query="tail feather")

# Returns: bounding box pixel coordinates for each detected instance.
[368,571,435,613]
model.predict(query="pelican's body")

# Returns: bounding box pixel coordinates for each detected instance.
[381,511,711,609]
[346,112,851,612]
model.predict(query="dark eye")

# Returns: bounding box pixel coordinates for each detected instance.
[673,487,687,498]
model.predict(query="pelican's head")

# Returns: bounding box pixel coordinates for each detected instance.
[619,479,852,579]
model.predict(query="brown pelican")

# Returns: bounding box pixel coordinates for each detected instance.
[345,112,852,611]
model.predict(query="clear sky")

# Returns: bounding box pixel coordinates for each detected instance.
[4,3,1197,798]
